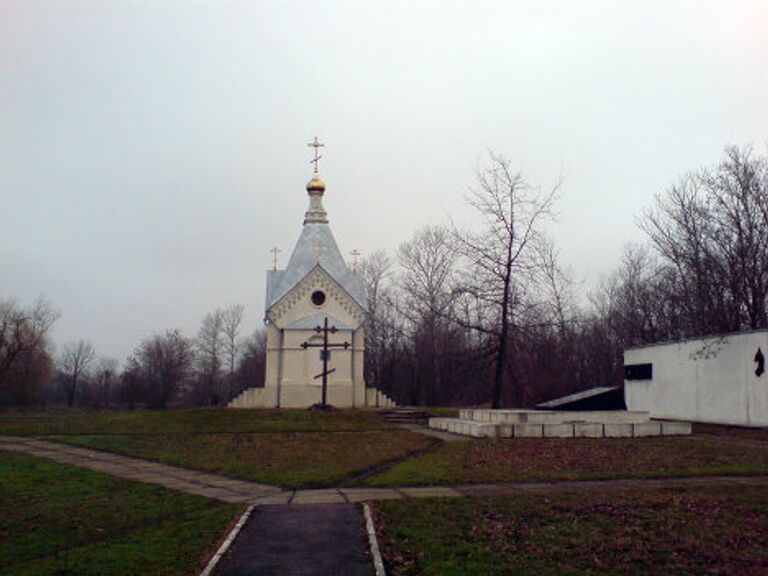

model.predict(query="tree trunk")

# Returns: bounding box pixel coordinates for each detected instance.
[492,270,512,409]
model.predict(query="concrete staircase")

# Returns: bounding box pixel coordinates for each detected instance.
[227,386,397,409]
[379,408,429,425]
[228,387,274,408]
[430,408,692,439]
[365,387,398,408]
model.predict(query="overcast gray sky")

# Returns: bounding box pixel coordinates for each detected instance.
[2,1,767,362]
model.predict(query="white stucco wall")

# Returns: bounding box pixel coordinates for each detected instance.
[257,265,367,408]
[624,331,768,427]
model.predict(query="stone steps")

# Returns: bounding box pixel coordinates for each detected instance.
[365,388,398,408]
[379,408,428,425]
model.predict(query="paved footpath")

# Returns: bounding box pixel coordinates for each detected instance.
[3,435,768,505]
[216,504,372,576]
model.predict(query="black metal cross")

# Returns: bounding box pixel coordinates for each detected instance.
[300,317,350,408]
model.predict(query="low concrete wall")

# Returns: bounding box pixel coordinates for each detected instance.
[429,416,692,438]
[460,409,651,425]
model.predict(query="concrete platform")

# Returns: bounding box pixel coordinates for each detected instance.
[430,410,692,439]
[460,408,652,425]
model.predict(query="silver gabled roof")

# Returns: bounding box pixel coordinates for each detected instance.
[265,221,367,313]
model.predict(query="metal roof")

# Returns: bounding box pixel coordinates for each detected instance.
[536,386,621,408]
[265,221,367,313]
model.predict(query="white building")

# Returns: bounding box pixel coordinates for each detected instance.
[624,330,768,427]
[229,166,395,409]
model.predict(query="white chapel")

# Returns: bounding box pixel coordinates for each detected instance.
[229,143,395,409]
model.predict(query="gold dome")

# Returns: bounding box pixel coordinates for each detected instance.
[306,174,325,193]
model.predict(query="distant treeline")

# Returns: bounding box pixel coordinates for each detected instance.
[0,301,265,410]
[2,145,766,409]
[364,145,768,407]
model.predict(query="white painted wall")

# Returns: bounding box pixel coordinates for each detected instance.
[233,265,368,408]
[624,331,768,427]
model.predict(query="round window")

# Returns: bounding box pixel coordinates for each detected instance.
[311,290,326,306]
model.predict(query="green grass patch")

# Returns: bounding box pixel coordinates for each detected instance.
[0,450,240,575]
[0,408,394,436]
[54,431,434,488]
[694,422,768,441]
[374,485,768,575]
[365,437,768,486]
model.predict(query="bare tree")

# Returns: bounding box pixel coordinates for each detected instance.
[0,298,58,384]
[59,340,95,407]
[640,145,768,335]
[136,329,194,409]
[195,310,224,405]
[233,329,267,397]
[360,251,402,395]
[221,305,244,374]
[93,357,119,408]
[221,304,244,400]
[397,226,457,404]
[453,152,559,408]
[536,239,577,335]
[119,355,144,410]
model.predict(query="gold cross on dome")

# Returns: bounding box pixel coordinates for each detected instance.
[307,136,324,173]
[270,246,281,271]
[349,249,361,272]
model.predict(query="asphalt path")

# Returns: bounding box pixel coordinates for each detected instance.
[216,503,373,576]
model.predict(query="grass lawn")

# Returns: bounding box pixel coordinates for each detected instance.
[55,430,435,488]
[365,437,768,486]
[373,485,768,576]
[0,409,434,488]
[694,422,768,442]
[0,408,394,436]
[0,450,240,576]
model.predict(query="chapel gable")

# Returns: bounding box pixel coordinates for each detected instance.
[267,265,366,329]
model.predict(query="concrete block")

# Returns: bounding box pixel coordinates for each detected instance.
[543,423,575,438]
[660,420,693,435]
[602,411,651,424]
[573,423,603,438]
[525,410,651,425]
[496,424,515,438]
[431,418,500,438]
[514,424,544,438]
[632,422,662,437]
[340,488,402,502]
[489,411,528,424]
[459,408,490,422]
[291,489,346,505]
[603,423,633,438]
[250,492,293,505]
[428,417,447,431]
[399,486,462,498]
[472,409,492,422]
[468,422,497,438]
